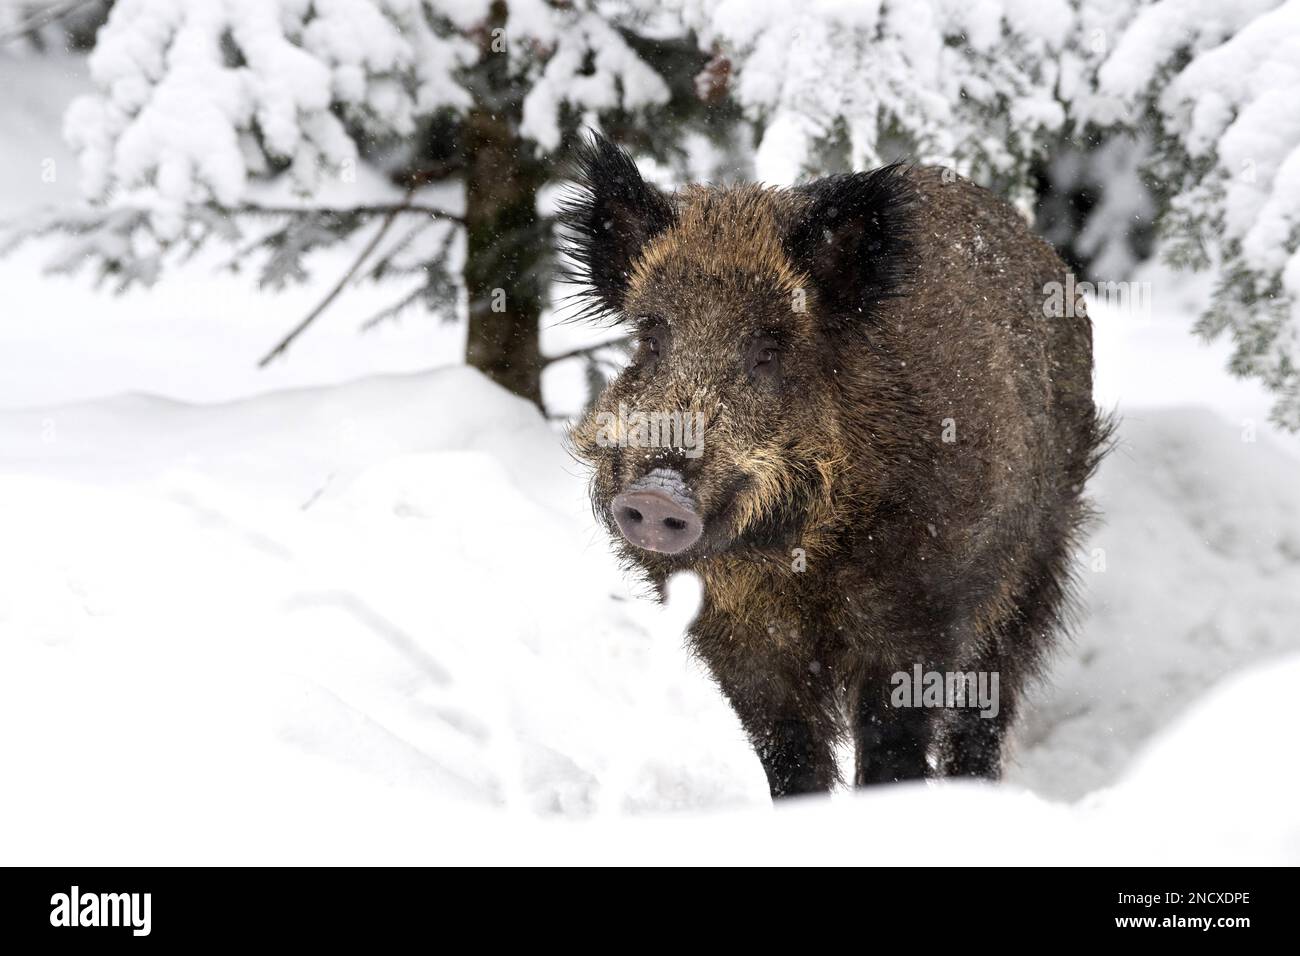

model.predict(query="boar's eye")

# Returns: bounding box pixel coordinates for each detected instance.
[635,316,667,366]
[746,335,781,382]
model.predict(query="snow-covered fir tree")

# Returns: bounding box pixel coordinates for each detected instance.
[680,1,1160,297]
[1093,0,1300,429]
[8,0,1300,427]
[14,0,732,407]
[682,0,1081,199]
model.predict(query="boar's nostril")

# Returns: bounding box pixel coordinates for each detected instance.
[611,488,703,555]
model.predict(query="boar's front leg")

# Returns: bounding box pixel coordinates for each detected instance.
[852,674,932,786]
[751,714,837,798]
[708,660,839,798]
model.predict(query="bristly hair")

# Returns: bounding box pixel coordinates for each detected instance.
[784,163,918,328]
[554,133,677,325]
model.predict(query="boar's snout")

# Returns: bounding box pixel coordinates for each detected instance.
[611,469,703,554]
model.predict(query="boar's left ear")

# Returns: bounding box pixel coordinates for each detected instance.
[558,133,677,321]
[784,165,917,324]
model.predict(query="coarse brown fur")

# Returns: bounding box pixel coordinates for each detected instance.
[562,135,1112,797]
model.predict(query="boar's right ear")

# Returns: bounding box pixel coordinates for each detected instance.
[784,165,917,325]
[558,133,676,321]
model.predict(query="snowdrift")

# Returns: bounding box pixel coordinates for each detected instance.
[1,368,1297,864]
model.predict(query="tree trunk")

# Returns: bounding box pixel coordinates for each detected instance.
[460,3,549,409]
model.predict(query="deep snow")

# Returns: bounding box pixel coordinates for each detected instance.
[1,367,1298,863]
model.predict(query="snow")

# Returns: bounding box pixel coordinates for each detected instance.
[690,0,1074,185]
[0,370,763,847]
[1093,0,1300,428]
[1096,0,1280,103]
[519,9,671,152]
[69,0,674,214]
[1,365,1298,863]
[0,54,466,410]
[1010,408,1300,799]
[70,0,473,221]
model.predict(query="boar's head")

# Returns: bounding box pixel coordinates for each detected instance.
[563,134,915,577]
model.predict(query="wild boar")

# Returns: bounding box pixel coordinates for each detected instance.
[564,135,1110,798]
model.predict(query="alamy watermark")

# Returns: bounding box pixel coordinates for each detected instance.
[891,665,1000,718]
[50,886,151,936]
[594,403,705,459]
[1043,273,1151,319]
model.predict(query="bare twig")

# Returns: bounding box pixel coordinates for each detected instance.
[232,202,464,226]
[357,283,426,333]
[257,194,411,368]
[0,0,94,45]
[543,337,630,366]
[357,224,458,332]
